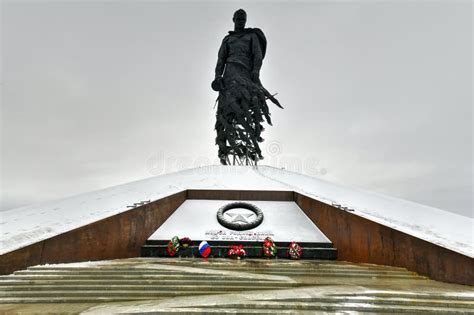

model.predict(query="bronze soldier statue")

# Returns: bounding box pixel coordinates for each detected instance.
[212,9,283,166]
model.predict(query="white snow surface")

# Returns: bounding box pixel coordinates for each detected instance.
[1,165,472,257]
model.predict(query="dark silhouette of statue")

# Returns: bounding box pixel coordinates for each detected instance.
[212,9,283,166]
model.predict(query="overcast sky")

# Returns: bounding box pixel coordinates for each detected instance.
[1,0,472,217]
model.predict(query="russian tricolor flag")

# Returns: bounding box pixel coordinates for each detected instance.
[199,241,211,258]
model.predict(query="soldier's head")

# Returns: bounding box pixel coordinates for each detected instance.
[233,9,247,30]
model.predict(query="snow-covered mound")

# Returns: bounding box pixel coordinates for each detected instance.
[1,165,472,257]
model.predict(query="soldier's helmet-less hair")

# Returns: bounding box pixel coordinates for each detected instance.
[233,9,247,19]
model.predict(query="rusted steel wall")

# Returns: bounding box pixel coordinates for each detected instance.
[187,189,294,201]
[295,193,474,286]
[0,243,44,276]
[0,191,186,275]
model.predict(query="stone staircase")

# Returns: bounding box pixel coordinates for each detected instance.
[0,258,472,314]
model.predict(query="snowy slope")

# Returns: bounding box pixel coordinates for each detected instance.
[255,167,473,258]
[1,165,472,258]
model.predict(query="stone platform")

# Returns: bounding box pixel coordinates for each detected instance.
[144,199,337,259]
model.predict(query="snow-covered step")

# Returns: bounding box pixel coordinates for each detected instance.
[163,265,416,274]
[0,280,295,287]
[201,300,474,311]
[0,285,294,292]
[0,288,281,298]
[8,272,421,280]
[14,267,416,276]
[0,274,258,281]
[0,296,202,304]
[143,304,474,314]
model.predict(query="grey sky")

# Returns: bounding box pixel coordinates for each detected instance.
[1,0,472,217]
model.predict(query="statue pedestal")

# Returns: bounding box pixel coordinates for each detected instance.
[142,199,337,259]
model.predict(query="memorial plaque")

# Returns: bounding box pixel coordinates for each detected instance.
[148,200,331,243]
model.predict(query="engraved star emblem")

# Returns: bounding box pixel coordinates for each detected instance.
[226,212,254,224]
